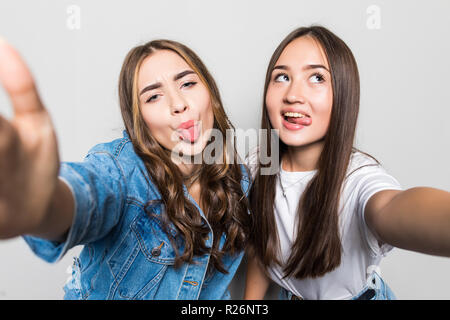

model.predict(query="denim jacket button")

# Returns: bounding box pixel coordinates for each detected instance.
[151,247,161,257]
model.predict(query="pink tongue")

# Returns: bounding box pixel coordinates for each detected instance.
[287,116,312,125]
[180,126,197,142]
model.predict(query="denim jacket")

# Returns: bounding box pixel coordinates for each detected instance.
[23,131,250,300]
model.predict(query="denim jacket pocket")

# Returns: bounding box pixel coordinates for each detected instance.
[131,208,177,265]
[107,204,177,300]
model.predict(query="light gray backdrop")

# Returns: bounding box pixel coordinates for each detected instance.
[0,0,449,299]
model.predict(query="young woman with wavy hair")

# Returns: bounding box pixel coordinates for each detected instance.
[0,38,250,299]
[244,26,450,300]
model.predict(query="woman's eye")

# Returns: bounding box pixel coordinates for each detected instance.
[274,73,289,82]
[181,81,197,89]
[310,73,325,83]
[146,94,159,103]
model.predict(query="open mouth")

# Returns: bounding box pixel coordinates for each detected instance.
[282,111,311,125]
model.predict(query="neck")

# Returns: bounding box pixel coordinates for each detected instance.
[177,162,195,176]
[171,152,198,176]
[282,140,324,172]
[178,162,202,209]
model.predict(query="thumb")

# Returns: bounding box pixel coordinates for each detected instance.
[0,37,45,115]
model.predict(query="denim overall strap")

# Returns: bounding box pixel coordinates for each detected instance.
[351,270,396,300]
[279,270,396,300]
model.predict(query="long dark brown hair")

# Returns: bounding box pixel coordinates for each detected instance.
[249,26,361,279]
[118,39,250,273]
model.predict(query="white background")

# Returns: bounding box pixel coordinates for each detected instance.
[0,0,449,299]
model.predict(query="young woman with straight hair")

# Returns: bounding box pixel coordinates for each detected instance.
[244,25,450,300]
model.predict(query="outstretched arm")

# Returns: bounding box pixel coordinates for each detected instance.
[365,187,450,257]
[0,38,74,240]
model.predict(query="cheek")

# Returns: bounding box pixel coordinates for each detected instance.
[142,106,162,129]
[201,97,213,119]
[265,88,282,128]
[141,106,173,144]
[196,90,214,129]
[205,105,214,129]
[311,91,333,134]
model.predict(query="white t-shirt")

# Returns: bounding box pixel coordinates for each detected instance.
[246,148,403,300]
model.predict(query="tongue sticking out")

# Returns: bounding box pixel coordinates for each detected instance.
[285,116,312,126]
[179,125,199,143]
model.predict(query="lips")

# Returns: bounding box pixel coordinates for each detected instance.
[284,116,311,125]
[281,110,312,131]
[178,119,196,130]
[177,120,199,143]
[281,108,311,118]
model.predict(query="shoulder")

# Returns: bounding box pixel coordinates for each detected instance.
[344,150,402,198]
[87,130,133,159]
[345,150,393,184]
[85,130,146,170]
[344,150,402,210]
[83,130,161,201]
[81,130,151,186]
[346,150,380,176]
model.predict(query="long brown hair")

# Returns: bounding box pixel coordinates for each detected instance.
[249,26,360,279]
[118,39,250,273]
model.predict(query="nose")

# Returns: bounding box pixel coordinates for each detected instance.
[168,89,188,115]
[283,81,306,105]
[171,102,187,114]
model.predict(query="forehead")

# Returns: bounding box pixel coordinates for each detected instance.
[138,49,191,85]
[276,36,329,69]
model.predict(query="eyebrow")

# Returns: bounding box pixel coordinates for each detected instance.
[139,70,196,96]
[272,64,330,73]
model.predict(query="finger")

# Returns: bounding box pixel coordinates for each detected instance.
[0,114,17,153]
[0,37,44,115]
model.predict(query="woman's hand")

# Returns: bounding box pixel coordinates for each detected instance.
[0,38,60,238]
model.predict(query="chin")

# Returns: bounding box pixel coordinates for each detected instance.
[171,136,209,162]
[279,134,317,148]
[178,141,205,156]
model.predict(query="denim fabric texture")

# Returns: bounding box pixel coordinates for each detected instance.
[279,271,396,300]
[23,131,251,300]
